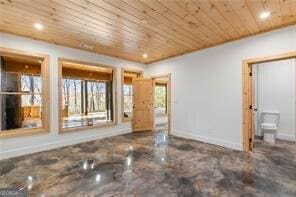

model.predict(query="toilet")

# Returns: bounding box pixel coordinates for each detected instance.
[260,112,280,144]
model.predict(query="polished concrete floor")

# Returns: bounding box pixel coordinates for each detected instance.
[0,131,295,196]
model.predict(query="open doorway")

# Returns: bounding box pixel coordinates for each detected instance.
[121,68,143,122]
[131,74,171,134]
[243,52,296,151]
[151,74,171,134]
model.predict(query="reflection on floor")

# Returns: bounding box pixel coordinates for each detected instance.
[0,131,295,196]
[155,115,168,131]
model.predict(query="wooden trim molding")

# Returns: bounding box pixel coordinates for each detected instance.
[121,68,143,122]
[58,58,118,134]
[242,51,296,152]
[0,47,50,139]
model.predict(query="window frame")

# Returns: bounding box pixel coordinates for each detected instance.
[121,68,143,122]
[58,58,117,134]
[0,47,50,139]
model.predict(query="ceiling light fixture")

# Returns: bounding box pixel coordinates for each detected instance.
[33,23,44,31]
[142,53,148,59]
[259,11,270,20]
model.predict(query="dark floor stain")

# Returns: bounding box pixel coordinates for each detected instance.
[169,141,195,151]
[33,157,58,165]
[0,162,15,175]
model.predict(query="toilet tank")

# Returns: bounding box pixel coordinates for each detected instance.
[261,112,280,125]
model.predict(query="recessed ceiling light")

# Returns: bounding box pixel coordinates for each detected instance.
[259,11,270,20]
[142,53,148,59]
[33,23,44,30]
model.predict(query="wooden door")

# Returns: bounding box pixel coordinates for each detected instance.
[132,78,154,132]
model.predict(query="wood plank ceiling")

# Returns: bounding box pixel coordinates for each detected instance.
[0,0,295,63]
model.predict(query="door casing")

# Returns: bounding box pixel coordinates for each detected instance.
[151,73,171,134]
[242,51,296,152]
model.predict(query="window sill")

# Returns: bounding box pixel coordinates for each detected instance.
[0,128,48,139]
[60,122,116,134]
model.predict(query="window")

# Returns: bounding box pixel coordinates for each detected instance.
[0,51,49,138]
[155,82,167,116]
[121,69,142,120]
[60,60,114,131]
[123,84,133,118]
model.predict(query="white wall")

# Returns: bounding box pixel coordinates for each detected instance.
[146,26,296,150]
[255,58,296,141]
[0,33,145,159]
[1,26,295,159]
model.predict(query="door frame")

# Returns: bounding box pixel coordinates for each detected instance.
[121,68,143,122]
[242,51,296,152]
[150,73,171,134]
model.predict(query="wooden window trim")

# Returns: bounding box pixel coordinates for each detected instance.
[58,58,117,134]
[0,47,50,139]
[121,68,143,122]
[242,51,296,152]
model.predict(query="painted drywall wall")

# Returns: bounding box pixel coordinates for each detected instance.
[254,58,296,141]
[0,32,145,159]
[1,26,295,159]
[146,26,296,150]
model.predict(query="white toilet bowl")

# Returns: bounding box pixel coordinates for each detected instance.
[262,126,276,144]
[260,112,280,144]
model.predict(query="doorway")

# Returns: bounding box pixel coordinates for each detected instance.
[242,52,296,151]
[132,78,154,132]
[151,74,171,134]
[131,74,171,134]
[121,68,143,122]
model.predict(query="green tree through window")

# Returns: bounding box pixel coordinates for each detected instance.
[155,85,167,115]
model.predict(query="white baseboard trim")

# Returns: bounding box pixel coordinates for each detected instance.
[256,133,296,141]
[0,129,131,160]
[276,133,296,141]
[171,130,243,151]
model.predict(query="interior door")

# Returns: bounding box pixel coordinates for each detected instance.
[249,64,255,151]
[252,64,258,136]
[132,78,154,132]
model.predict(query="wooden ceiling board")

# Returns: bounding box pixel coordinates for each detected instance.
[11,0,170,58]
[0,0,295,63]
[154,0,223,44]
[116,0,203,48]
